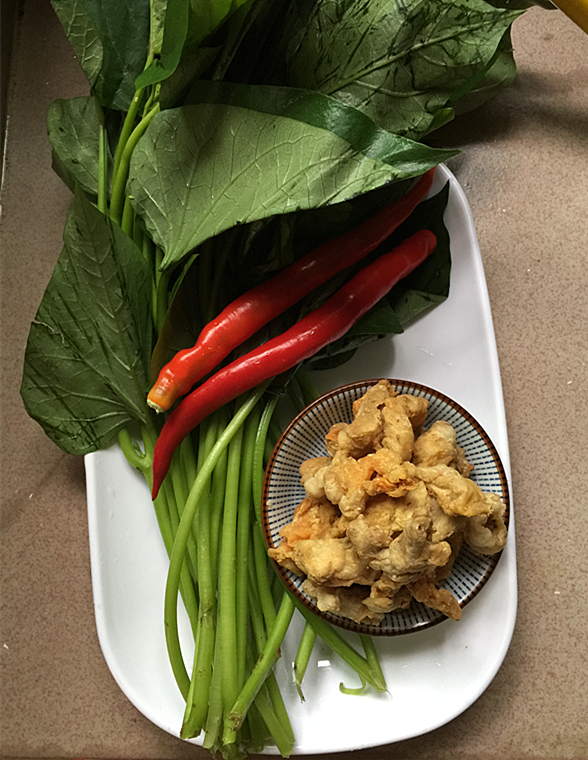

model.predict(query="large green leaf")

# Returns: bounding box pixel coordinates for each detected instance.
[484,0,552,8]
[280,0,522,140]
[450,30,517,116]
[386,180,452,325]
[137,0,258,89]
[52,0,151,110]
[47,96,104,196]
[51,0,103,87]
[184,81,457,169]
[158,46,223,108]
[21,190,153,456]
[128,98,453,269]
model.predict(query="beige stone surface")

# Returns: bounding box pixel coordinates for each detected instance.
[1,2,587,759]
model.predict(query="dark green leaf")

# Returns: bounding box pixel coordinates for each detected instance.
[159,46,223,109]
[21,189,153,455]
[148,0,168,56]
[149,253,203,380]
[185,80,457,171]
[128,96,453,269]
[221,0,292,84]
[386,181,452,325]
[451,30,517,116]
[184,0,254,54]
[203,0,268,82]
[280,0,522,139]
[483,0,552,8]
[392,288,447,326]
[351,300,405,337]
[51,0,103,87]
[305,300,403,371]
[52,0,151,110]
[47,96,106,197]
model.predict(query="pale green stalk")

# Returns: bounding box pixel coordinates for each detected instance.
[219,425,244,746]
[163,385,269,702]
[226,593,295,734]
[109,102,160,226]
[235,407,261,687]
[294,623,317,701]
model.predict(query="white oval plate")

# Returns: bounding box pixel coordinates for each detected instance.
[85,164,516,754]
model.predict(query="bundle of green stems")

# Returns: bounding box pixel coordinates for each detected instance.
[98,74,386,759]
[119,370,387,758]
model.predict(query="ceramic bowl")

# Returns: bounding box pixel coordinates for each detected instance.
[261,378,510,636]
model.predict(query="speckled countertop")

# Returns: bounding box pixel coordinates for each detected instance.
[1,3,587,759]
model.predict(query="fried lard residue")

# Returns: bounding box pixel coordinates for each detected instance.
[268,380,507,625]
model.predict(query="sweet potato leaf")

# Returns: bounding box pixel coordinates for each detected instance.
[484,0,552,7]
[52,0,151,110]
[135,0,190,88]
[137,0,258,88]
[445,30,516,117]
[51,0,103,89]
[306,299,404,371]
[47,96,108,197]
[184,0,256,55]
[128,98,453,269]
[21,189,153,455]
[148,0,168,57]
[386,180,452,325]
[184,80,458,170]
[279,0,522,140]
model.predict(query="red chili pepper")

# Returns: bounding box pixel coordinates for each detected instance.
[147,168,436,413]
[151,229,437,497]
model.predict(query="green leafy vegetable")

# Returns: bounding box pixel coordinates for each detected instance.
[21,188,153,455]
[183,0,255,56]
[128,100,451,268]
[388,179,453,325]
[47,96,106,196]
[147,0,168,58]
[185,80,457,169]
[444,29,515,118]
[51,0,103,89]
[137,0,256,88]
[277,0,522,139]
[52,0,151,110]
[135,0,190,88]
